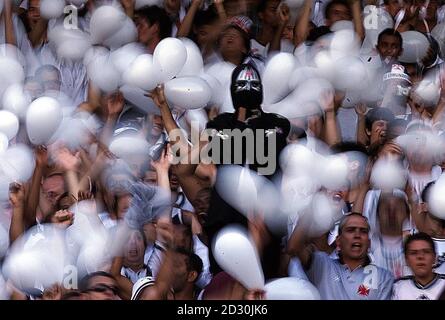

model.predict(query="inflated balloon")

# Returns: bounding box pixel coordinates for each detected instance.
[330,29,360,60]
[26,97,63,145]
[2,224,66,290]
[153,38,187,83]
[164,76,211,109]
[49,26,92,61]
[103,17,137,50]
[90,5,127,44]
[40,0,65,19]
[330,20,354,32]
[265,277,321,300]
[177,38,204,77]
[370,158,407,191]
[0,57,25,97]
[0,111,19,141]
[86,48,121,92]
[109,135,151,160]
[200,73,224,106]
[120,85,161,115]
[399,31,430,63]
[414,78,440,106]
[122,54,158,91]
[212,225,265,290]
[309,192,342,236]
[314,50,336,82]
[0,144,36,183]
[111,42,145,74]
[263,53,297,105]
[280,144,316,177]
[288,66,319,91]
[2,84,31,119]
[334,56,368,91]
[0,133,8,153]
[319,155,349,190]
[427,174,445,220]
[205,61,236,110]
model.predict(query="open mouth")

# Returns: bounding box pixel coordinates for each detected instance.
[351,242,362,250]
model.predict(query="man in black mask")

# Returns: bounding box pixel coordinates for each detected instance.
[204,63,290,277]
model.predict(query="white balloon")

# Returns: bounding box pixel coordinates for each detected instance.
[200,73,224,106]
[177,38,204,77]
[399,31,430,63]
[288,66,319,91]
[212,225,265,290]
[153,38,187,83]
[2,84,31,119]
[0,57,25,97]
[123,54,158,91]
[0,132,8,153]
[90,5,127,44]
[164,76,211,109]
[309,192,342,236]
[427,174,445,220]
[26,97,63,145]
[51,28,92,61]
[68,0,88,8]
[0,222,8,258]
[414,78,440,106]
[280,144,316,177]
[111,42,145,74]
[205,61,236,110]
[334,56,368,91]
[265,277,320,300]
[135,0,163,9]
[2,225,66,290]
[263,53,297,105]
[0,144,35,182]
[319,155,349,190]
[103,17,137,50]
[109,135,151,160]
[0,111,19,140]
[330,29,360,60]
[87,49,121,92]
[370,159,407,192]
[40,0,65,19]
[330,20,354,32]
[120,85,161,115]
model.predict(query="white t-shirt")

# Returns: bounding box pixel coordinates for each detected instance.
[392,274,445,300]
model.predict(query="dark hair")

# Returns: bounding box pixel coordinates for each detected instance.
[79,271,115,291]
[306,26,332,43]
[388,118,408,140]
[338,213,370,235]
[175,247,203,279]
[135,5,172,40]
[365,108,395,132]
[257,0,279,13]
[194,6,219,28]
[377,192,410,220]
[377,28,403,49]
[331,142,369,180]
[325,0,350,20]
[404,232,436,256]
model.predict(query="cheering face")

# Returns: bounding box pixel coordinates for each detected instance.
[376,34,403,60]
[405,240,436,279]
[231,64,263,109]
[336,215,371,261]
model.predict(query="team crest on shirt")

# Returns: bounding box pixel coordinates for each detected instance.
[416,294,430,300]
[357,284,370,296]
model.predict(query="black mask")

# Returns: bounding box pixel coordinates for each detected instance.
[230,64,263,110]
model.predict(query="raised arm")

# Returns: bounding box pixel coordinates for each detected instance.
[350,0,364,42]
[269,4,290,53]
[4,0,17,46]
[293,0,312,47]
[286,210,315,269]
[320,90,341,146]
[176,0,203,38]
[9,183,26,244]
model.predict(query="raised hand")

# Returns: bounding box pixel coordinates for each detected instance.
[9,182,25,208]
